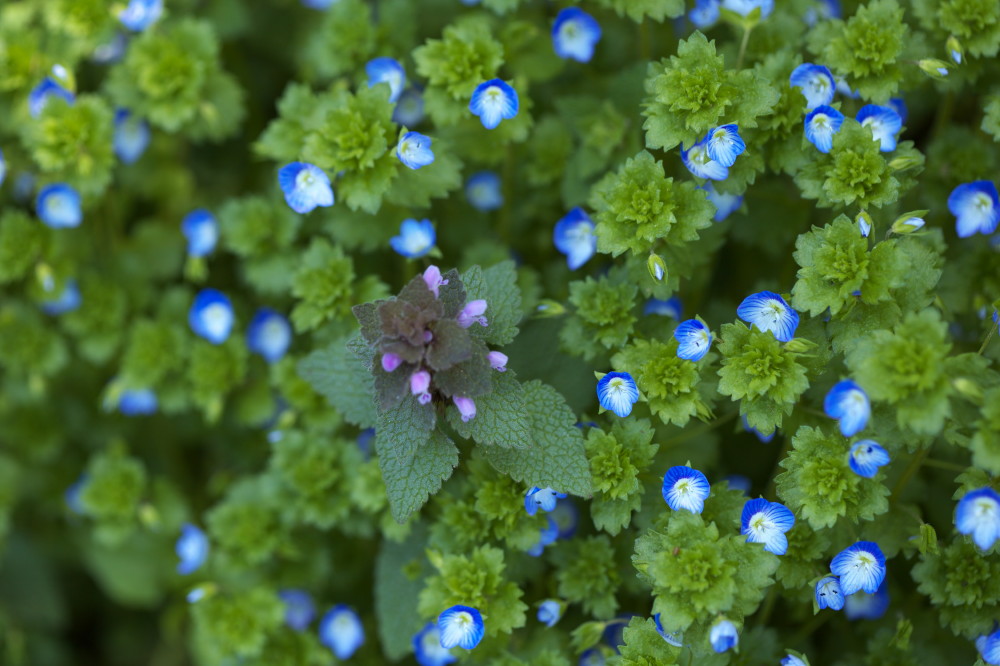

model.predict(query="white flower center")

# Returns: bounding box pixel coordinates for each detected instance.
[674,479,691,495]
[296,169,316,188]
[975,193,994,213]
[812,114,830,130]
[975,498,999,518]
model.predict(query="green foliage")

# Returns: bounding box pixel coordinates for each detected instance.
[23,94,113,196]
[612,337,714,427]
[615,616,682,665]
[192,589,285,662]
[912,0,1000,59]
[78,445,147,544]
[561,274,637,360]
[593,0,685,22]
[912,537,1000,638]
[554,535,621,619]
[585,419,659,534]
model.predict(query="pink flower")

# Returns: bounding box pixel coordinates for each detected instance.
[457,300,488,328]
[422,265,449,297]
[488,351,508,372]
[453,396,477,422]
[410,370,432,404]
[382,352,403,372]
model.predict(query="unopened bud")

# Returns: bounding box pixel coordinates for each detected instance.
[917,58,950,79]
[647,253,667,282]
[856,211,873,238]
[946,36,963,65]
[890,210,928,234]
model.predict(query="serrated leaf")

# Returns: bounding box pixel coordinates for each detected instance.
[378,425,458,523]
[448,371,529,448]
[438,269,466,318]
[481,380,592,496]
[433,340,493,398]
[426,319,473,372]
[352,302,382,344]
[462,261,522,346]
[296,338,377,428]
[374,522,431,659]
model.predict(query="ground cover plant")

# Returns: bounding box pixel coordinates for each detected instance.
[0,0,999,664]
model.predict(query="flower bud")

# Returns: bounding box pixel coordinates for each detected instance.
[488,351,508,372]
[453,396,477,422]
[534,300,566,317]
[381,352,403,372]
[946,36,963,65]
[917,58,950,79]
[457,299,488,328]
[647,253,667,282]
[890,210,928,234]
[856,211,872,237]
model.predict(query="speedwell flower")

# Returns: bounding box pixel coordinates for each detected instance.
[705,125,746,167]
[689,0,721,28]
[278,589,316,631]
[469,79,519,130]
[848,441,890,478]
[366,57,406,103]
[830,542,886,595]
[681,139,728,181]
[977,626,1000,666]
[319,605,365,659]
[856,104,902,152]
[948,181,1000,238]
[396,131,435,170]
[438,605,485,650]
[815,576,845,610]
[0,148,5,186]
[41,280,82,316]
[394,88,426,127]
[29,77,75,117]
[246,308,292,363]
[413,623,457,666]
[709,618,738,653]
[466,171,503,211]
[117,388,158,416]
[737,291,799,342]
[662,465,711,514]
[742,414,776,443]
[176,523,209,575]
[653,614,684,647]
[537,600,562,627]
[525,487,567,515]
[390,219,436,258]
[113,109,151,164]
[278,162,334,214]
[843,579,889,620]
[789,64,835,110]
[823,379,870,437]
[596,371,639,417]
[644,296,682,319]
[527,516,560,556]
[189,288,234,344]
[741,498,795,555]
[552,8,602,63]
[181,209,218,257]
[956,487,1000,551]
[553,208,597,270]
[119,0,163,31]
[702,183,743,221]
[781,655,809,666]
[722,0,774,17]
[804,105,844,153]
[674,319,712,361]
[37,183,82,228]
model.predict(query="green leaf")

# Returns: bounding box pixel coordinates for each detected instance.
[461,261,523,346]
[296,337,377,428]
[480,380,592,496]
[426,319,474,371]
[374,523,431,659]
[377,405,454,522]
[592,0,684,21]
[448,371,529,448]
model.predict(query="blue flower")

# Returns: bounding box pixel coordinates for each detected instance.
[705,124,746,167]
[977,627,1000,666]
[742,414,776,443]
[390,219,436,258]
[843,579,889,620]
[301,0,337,8]
[525,487,567,516]
[278,162,334,214]
[674,319,712,361]
[741,498,795,555]
[889,97,908,123]
[0,148,5,186]
[36,183,82,228]
[279,589,316,631]
[737,291,799,342]
[118,388,158,416]
[119,0,162,31]
[804,105,844,153]
[113,109,151,164]
[469,79,519,130]
[65,475,88,515]
[553,207,596,270]
[681,139,728,181]
[394,88,425,127]
[413,623,457,666]
[29,78,75,117]
[189,288,235,344]
[709,618,738,653]
[366,57,406,103]
[579,648,605,666]
[948,181,1000,238]
[91,33,128,64]
[789,64,835,110]
[41,280,82,316]
[537,600,562,627]
[247,308,292,363]
[830,542,886,595]
[551,499,578,539]
[653,614,684,647]
[552,8,602,63]
[781,655,809,666]
[176,523,209,575]
[856,104,902,152]
[724,474,752,494]
[814,576,845,610]
[722,0,773,17]
[527,516,559,556]
[689,0,721,28]
[834,75,861,99]
[644,296,682,319]
[181,209,218,257]
[319,606,365,658]
[858,213,872,237]
[848,440,890,478]
[956,487,1000,550]
[466,171,503,211]
[438,605,485,650]
[662,465,711,514]
[596,371,639,418]
[396,131,435,170]
[823,379,870,436]
[702,183,743,222]
[804,0,841,24]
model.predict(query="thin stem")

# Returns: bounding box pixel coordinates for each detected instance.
[921,458,967,473]
[736,27,752,70]
[764,434,793,498]
[978,319,998,355]
[890,448,929,505]
[661,411,738,448]
[639,20,651,61]
[755,586,777,627]
[789,611,831,645]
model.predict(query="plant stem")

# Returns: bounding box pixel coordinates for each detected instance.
[978,319,998,355]
[639,20,651,61]
[890,448,929,504]
[921,458,967,472]
[755,586,777,627]
[736,27,752,69]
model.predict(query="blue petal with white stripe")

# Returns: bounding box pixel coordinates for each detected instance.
[176,523,209,575]
[596,372,639,418]
[413,623,457,666]
[553,207,596,270]
[466,171,503,211]
[36,183,82,228]
[956,487,1000,551]
[552,8,602,63]
[702,183,743,222]
[113,109,151,164]
[279,589,316,631]
[705,125,745,167]
[396,131,435,169]
[689,0,721,28]
[978,627,1000,665]
[804,105,844,153]
[278,162,334,214]
[390,218,436,259]
[709,619,738,653]
[438,605,485,650]
[525,487,567,515]
[29,78,75,117]
[741,498,795,555]
[653,613,684,647]
[366,57,406,103]
[856,104,902,152]
[469,79,519,130]
[948,181,1000,238]
[815,576,844,610]
[737,291,799,342]
[644,296,682,319]
[537,600,562,627]
[742,414,776,443]
[189,288,234,344]
[674,319,712,361]
[319,605,365,659]
[843,579,889,620]
[247,308,292,363]
[681,139,728,180]
[830,541,886,595]
[182,209,218,257]
[662,465,711,514]
[823,379,870,437]
[119,0,163,31]
[721,0,773,18]
[848,440,890,478]
[789,64,835,110]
